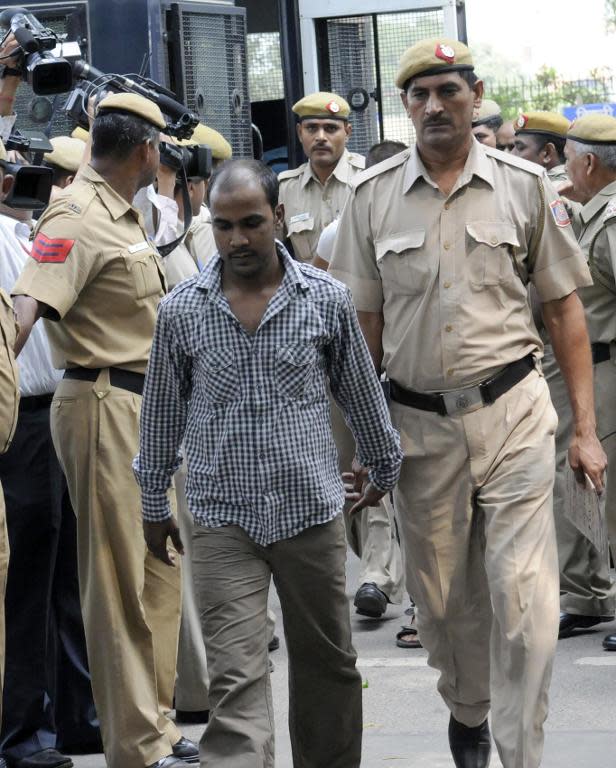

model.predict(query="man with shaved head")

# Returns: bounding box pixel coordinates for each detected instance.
[134,159,402,767]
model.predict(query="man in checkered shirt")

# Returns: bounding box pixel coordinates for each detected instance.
[133,158,402,768]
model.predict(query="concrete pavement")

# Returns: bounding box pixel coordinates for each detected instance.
[69,550,616,767]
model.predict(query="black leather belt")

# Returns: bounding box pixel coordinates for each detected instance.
[591,342,611,365]
[390,354,535,416]
[19,393,54,412]
[63,367,145,396]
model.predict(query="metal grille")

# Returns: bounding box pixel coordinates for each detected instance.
[181,9,252,157]
[247,32,284,102]
[320,17,378,156]
[0,7,89,139]
[377,10,445,146]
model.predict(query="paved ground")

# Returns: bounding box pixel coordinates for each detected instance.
[71,552,616,767]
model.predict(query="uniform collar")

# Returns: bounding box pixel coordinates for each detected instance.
[80,164,137,222]
[301,148,352,189]
[580,179,616,224]
[547,164,567,179]
[196,240,310,297]
[402,138,495,194]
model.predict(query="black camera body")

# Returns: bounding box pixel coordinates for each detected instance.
[0,8,74,95]
[0,130,53,209]
[160,141,212,181]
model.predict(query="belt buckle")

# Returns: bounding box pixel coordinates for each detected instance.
[442,386,484,416]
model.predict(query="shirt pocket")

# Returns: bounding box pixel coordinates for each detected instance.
[375,229,433,295]
[122,247,166,300]
[199,347,238,405]
[276,343,318,399]
[287,216,315,262]
[465,222,520,288]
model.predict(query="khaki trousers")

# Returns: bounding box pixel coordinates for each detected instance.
[175,460,210,713]
[51,371,182,768]
[192,515,362,768]
[330,398,404,601]
[0,485,8,729]
[545,345,616,616]
[392,371,559,768]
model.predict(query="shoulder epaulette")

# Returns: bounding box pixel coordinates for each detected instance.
[278,164,307,182]
[347,152,366,169]
[602,197,616,223]
[352,148,411,190]
[482,145,544,177]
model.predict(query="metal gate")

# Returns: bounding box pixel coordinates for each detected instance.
[303,1,460,155]
[159,2,252,158]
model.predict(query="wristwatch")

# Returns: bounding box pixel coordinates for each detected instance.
[0,67,21,79]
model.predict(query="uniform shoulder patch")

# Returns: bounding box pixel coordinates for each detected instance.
[278,164,306,181]
[31,232,75,263]
[603,198,616,223]
[549,199,571,227]
[348,152,366,169]
[352,148,411,190]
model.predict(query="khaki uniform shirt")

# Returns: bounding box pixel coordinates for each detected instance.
[13,165,166,374]
[329,140,591,392]
[279,149,365,262]
[184,205,217,268]
[547,164,568,184]
[0,289,19,453]
[164,239,199,291]
[576,179,616,344]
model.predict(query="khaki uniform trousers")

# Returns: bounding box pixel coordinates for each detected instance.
[0,485,8,729]
[192,515,362,768]
[392,371,559,768]
[330,398,404,602]
[174,460,210,714]
[50,371,182,768]
[545,345,616,616]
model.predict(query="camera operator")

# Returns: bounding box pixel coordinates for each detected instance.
[11,92,198,768]
[0,50,100,768]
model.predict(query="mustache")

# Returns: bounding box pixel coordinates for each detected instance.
[229,249,256,258]
[423,117,452,127]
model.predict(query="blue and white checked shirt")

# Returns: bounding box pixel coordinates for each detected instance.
[134,244,402,546]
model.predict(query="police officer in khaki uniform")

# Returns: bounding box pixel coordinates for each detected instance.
[11,94,197,768]
[562,115,616,648]
[278,91,364,263]
[511,113,616,635]
[0,138,20,768]
[329,38,606,768]
[471,98,502,148]
[42,136,86,192]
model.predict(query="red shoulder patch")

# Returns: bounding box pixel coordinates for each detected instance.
[31,233,75,263]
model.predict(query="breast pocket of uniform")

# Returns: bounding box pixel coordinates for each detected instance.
[465,222,520,289]
[198,347,238,405]
[375,229,433,295]
[287,216,315,262]
[122,245,166,300]
[276,344,318,399]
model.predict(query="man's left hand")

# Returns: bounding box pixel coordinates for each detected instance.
[143,518,185,566]
[568,431,607,493]
[343,459,387,514]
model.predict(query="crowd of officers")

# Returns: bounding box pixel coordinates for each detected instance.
[0,27,612,768]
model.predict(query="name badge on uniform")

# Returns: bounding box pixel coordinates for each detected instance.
[289,212,311,225]
[549,199,570,228]
[127,241,150,254]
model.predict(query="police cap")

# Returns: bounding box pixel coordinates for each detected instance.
[96,93,166,130]
[45,136,86,173]
[472,99,501,127]
[515,111,570,139]
[71,126,90,142]
[395,38,474,90]
[177,122,232,160]
[292,92,351,121]
[567,114,616,145]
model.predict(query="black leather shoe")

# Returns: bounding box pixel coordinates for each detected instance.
[448,715,491,768]
[171,737,199,763]
[559,611,614,638]
[603,632,616,651]
[175,708,209,724]
[147,757,186,768]
[354,582,388,618]
[12,750,73,768]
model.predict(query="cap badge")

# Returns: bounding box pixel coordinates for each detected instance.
[326,100,340,114]
[516,115,528,129]
[435,43,455,63]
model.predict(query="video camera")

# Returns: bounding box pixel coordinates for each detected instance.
[0,130,53,209]
[0,7,78,95]
[160,140,212,181]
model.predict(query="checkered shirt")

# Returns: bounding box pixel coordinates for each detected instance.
[134,243,402,546]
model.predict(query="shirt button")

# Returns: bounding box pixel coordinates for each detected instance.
[443,281,452,289]
[491,236,498,245]
[443,242,451,250]
[445,324,453,333]
[447,368,454,376]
